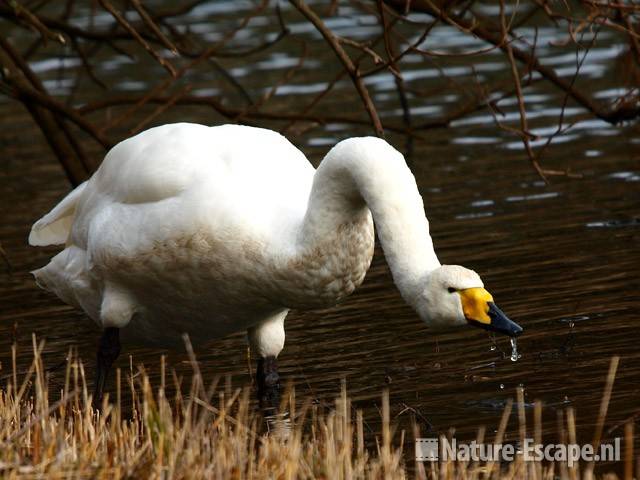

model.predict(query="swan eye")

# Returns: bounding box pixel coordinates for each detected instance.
[448,287,456,294]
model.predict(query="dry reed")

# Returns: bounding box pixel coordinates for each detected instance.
[0,338,631,479]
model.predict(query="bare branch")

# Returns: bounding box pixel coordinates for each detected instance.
[98,0,177,77]
[384,0,640,124]
[289,0,385,137]
[498,0,544,180]
[130,0,179,55]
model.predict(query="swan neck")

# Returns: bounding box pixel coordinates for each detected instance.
[299,138,441,303]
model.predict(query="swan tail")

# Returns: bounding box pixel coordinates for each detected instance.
[32,248,82,308]
[31,246,101,322]
[29,181,87,246]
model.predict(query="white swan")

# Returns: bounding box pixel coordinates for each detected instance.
[29,123,522,406]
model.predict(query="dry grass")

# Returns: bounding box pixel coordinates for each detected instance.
[0,337,631,479]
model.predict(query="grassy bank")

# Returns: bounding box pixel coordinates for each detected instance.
[0,339,632,479]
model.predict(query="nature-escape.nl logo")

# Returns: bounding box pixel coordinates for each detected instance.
[415,437,621,467]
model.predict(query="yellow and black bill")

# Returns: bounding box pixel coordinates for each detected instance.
[459,287,523,337]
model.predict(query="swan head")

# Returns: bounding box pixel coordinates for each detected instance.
[415,265,522,336]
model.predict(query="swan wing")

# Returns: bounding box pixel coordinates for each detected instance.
[92,123,313,204]
[77,123,314,246]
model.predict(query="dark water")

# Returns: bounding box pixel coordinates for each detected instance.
[1,0,639,463]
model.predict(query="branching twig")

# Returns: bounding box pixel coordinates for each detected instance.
[130,0,179,55]
[384,0,640,124]
[0,0,637,184]
[499,0,544,180]
[5,1,66,44]
[377,0,413,157]
[2,73,111,148]
[78,93,416,134]
[98,0,177,77]
[289,0,385,137]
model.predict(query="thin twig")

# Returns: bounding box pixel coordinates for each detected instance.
[79,93,417,135]
[130,0,179,55]
[377,0,413,157]
[499,0,545,180]
[129,85,192,136]
[98,0,177,77]
[384,0,640,124]
[5,1,66,44]
[289,0,385,137]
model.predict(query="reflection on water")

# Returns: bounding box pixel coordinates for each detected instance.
[264,411,293,439]
[1,0,639,465]
[608,171,640,182]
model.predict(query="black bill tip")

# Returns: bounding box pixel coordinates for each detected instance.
[469,303,523,337]
[488,302,523,337]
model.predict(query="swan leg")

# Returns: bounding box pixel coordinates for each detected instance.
[93,327,120,410]
[256,356,280,410]
[248,311,287,410]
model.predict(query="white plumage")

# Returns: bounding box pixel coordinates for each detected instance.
[30,123,519,361]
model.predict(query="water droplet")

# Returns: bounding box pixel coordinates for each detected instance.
[500,384,505,389]
[510,337,519,362]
